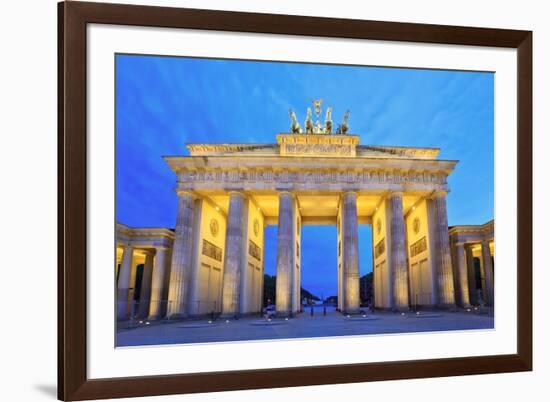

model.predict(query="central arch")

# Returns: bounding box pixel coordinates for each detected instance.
[263,220,370,315]
[299,224,338,309]
[261,193,381,316]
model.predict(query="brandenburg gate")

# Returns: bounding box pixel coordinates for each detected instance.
[116,102,494,320]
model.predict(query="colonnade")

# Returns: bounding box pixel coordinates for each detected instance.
[116,246,171,321]
[372,191,458,311]
[157,190,367,318]
[117,188,489,321]
[163,190,263,320]
[453,240,494,307]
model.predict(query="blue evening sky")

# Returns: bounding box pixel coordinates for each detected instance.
[116,54,494,298]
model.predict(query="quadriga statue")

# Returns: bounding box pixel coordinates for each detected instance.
[324,107,333,134]
[337,110,350,135]
[288,109,302,134]
[305,108,314,134]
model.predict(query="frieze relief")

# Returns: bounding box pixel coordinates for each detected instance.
[179,168,447,186]
[281,143,354,157]
[248,240,262,261]
[202,239,223,262]
[410,236,428,258]
[374,238,386,259]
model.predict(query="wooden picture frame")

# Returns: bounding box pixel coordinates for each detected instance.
[58,1,532,400]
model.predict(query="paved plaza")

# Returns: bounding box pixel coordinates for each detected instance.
[116,308,494,347]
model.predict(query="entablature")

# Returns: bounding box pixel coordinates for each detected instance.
[116,223,175,249]
[165,155,457,172]
[449,220,494,244]
[186,143,279,156]
[173,167,450,193]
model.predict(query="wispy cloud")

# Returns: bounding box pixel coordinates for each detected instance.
[116,55,494,296]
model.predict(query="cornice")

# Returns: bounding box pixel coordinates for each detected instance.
[164,155,458,173]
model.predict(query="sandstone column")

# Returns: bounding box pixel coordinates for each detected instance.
[148,247,170,319]
[465,246,478,305]
[454,243,471,308]
[342,192,360,313]
[481,241,494,306]
[221,191,246,317]
[389,192,409,309]
[167,191,197,318]
[186,200,203,316]
[276,191,294,316]
[137,251,154,318]
[432,192,455,306]
[117,245,134,321]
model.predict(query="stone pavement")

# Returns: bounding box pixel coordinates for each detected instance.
[116,308,494,347]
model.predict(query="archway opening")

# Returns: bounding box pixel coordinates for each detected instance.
[300,225,337,308]
[262,223,373,313]
[262,225,278,309]
[262,224,339,312]
[358,224,374,308]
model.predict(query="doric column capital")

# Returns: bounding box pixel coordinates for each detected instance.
[277,190,295,198]
[389,190,404,198]
[174,189,198,199]
[227,190,246,198]
[342,190,358,199]
[454,242,466,249]
[431,190,448,199]
[481,240,493,257]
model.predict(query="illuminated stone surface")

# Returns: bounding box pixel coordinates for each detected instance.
[449,221,494,307]
[148,247,170,319]
[454,243,471,308]
[341,192,360,313]
[166,191,197,318]
[275,192,295,316]
[221,192,246,316]
[482,241,495,306]
[431,192,456,306]
[116,245,134,321]
[137,251,154,318]
[388,192,409,310]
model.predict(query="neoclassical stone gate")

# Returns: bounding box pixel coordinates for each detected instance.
[163,134,460,317]
[115,105,495,320]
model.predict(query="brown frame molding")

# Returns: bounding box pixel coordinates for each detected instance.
[58,1,532,400]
